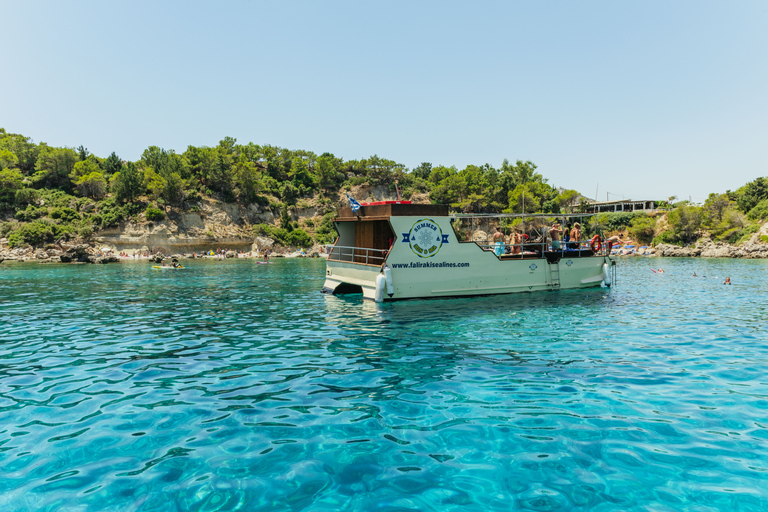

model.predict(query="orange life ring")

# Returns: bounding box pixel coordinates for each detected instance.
[590,235,602,253]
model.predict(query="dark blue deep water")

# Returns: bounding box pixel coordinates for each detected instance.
[1,257,768,511]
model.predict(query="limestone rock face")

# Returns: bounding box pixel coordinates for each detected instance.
[252,236,274,253]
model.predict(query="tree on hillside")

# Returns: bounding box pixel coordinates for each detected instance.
[32,145,78,190]
[0,130,39,174]
[289,156,316,195]
[162,172,185,206]
[667,206,703,243]
[0,168,24,202]
[506,181,558,214]
[316,153,343,190]
[111,162,143,202]
[412,162,432,181]
[143,168,169,208]
[703,193,732,224]
[70,158,102,181]
[71,171,107,199]
[103,152,123,176]
[0,149,19,170]
[77,145,90,161]
[233,155,261,202]
[737,177,768,214]
[557,189,581,212]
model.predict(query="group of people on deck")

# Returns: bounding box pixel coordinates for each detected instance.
[492,222,583,256]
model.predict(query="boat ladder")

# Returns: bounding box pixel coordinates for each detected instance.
[548,261,561,289]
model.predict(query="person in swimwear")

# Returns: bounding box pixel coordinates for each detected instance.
[511,230,523,255]
[569,222,581,250]
[724,277,731,285]
[492,227,504,256]
[549,222,563,250]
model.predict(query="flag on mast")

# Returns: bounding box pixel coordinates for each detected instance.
[346,193,362,213]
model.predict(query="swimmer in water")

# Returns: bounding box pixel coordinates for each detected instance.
[724,277,731,285]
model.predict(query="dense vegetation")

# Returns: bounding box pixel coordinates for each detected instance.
[0,128,582,249]
[587,180,768,247]
[2,127,766,250]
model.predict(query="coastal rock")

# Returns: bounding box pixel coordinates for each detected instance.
[89,255,119,264]
[655,244,701,257]
[252,236,274,253]
[62,244,94,263]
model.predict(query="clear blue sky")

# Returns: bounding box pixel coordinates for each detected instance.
[2,1,766,203]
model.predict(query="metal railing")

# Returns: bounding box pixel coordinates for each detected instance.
[327,245,388,265]
[476,239,608,258]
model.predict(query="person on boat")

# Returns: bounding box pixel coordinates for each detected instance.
[605,234,631,246]
[550,223,563,250]
[263,252,269,262]
[510,230,522,255]
[724,277,731,285]
[570,223,581,250]
[492,227,504,256]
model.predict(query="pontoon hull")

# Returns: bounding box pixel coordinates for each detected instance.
[323,212,613,301]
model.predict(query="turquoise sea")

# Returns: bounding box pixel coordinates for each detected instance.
[1,257,768,511]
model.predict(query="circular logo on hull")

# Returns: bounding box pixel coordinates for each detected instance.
[409,219,444,258]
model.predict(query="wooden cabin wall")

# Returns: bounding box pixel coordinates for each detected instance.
[353,221,394,264]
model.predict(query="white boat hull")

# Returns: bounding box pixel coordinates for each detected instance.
[323,214,613,301]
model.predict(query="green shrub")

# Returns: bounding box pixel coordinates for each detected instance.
[14,188,40,206]
[715,227,742,244]
[627,215,656,245]
[716,224,760,245]
[286,228,312,248]
[39,189,78,208]
[15,206,46,222]
[652,230,681,246]
[49,207,81,222]
[145,207,165,222]
[0,221,14,237]
[314,212,337,244]
[252,223,293,246]
[8,232,24,248]
[596,212,645,232]
[8,220,55,247]
[747,198,768,221]
[78,224,94,240]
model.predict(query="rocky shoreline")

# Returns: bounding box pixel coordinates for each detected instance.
[4,236,768,264]
[650,238,768,259]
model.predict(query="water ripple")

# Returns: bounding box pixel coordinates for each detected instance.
[1,257,768,510]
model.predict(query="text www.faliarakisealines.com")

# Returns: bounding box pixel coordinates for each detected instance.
[390,261,470,269]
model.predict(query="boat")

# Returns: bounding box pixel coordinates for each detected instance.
[322,201,615,302]
[152,265,184,270]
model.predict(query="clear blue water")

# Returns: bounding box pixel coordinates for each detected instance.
[1,257,768,511]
